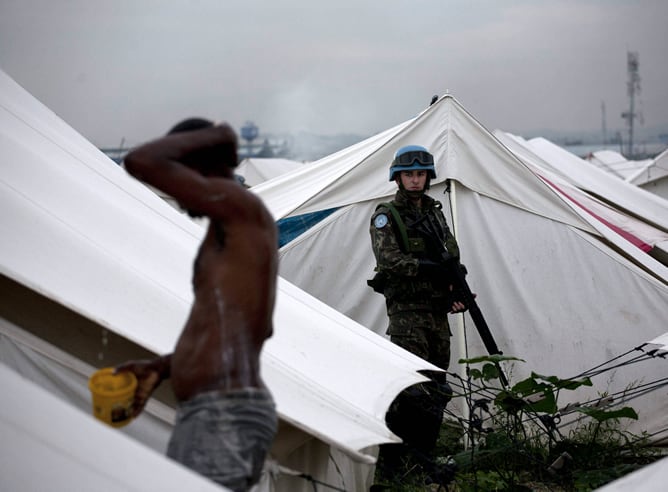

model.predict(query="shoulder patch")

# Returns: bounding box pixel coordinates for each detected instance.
[374,213,389,229]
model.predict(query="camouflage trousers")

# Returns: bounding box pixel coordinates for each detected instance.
[387,309,452,371]
[377,309,453,479]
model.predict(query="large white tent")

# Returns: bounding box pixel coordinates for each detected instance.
[0,68,440,491]
[253,94,668,442]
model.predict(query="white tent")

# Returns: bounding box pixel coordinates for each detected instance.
[0,68,439,491]
[579,147,668,201]
[595,455,668,492]
[493,132,668,265]
[493,135,668,234]
[253,94,668,442]
[585,149,653,181]
[630,148,668,201]
[0,362,231,492]
[236,157,306,187]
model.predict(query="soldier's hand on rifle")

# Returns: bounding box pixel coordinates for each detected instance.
[450,298,467,313]
[448,285,477,314]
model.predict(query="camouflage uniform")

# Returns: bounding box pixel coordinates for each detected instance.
[369,188,461,476]
[370,188,460,366]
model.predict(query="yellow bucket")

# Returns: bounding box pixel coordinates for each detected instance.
[88,367,137,428]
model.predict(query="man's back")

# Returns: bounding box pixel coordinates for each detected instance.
[123,123,278,401]
[171,181,278,401]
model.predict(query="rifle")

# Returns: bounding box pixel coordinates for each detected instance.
[414,216,509,386]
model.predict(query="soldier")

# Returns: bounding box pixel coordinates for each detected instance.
[369,145,469,483]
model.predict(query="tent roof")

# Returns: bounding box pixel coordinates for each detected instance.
[495,132,668,267]
[505,135,668,232]
[254,96,597,236]
[0,362,230,491]
[236,157,306,187]
[0,68,436,463]
[586,149,653,181]
[629,148,668,187]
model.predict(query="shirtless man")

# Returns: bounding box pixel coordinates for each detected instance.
[115,118,278,492]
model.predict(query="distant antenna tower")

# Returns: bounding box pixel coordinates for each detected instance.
[620,51,642,157]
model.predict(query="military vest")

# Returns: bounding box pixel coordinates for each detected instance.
[379,199,459,262]
[377,197,460,307]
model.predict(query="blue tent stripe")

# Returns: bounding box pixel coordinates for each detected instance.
[277,208,338,247]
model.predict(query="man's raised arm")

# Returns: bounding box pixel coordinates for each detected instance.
[124,123,238,212]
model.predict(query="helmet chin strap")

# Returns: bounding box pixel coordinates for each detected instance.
[397,178,431,199]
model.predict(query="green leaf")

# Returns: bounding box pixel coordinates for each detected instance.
[469,368,483,380]
[495,390,526,414]
[459,354,525,365]
[501,377,559,414]
[512,376,542,395]
[525,389,557,414]
[576,406,639,422]
[482,363,500,381]
[531,372,593,390]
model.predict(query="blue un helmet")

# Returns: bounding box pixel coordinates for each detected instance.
[388,145,437,181]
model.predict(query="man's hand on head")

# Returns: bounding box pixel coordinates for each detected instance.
[178,124,238,176]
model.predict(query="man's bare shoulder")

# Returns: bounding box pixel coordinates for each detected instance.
[201,178,273,222]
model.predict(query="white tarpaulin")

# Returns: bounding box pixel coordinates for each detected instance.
[595,455,668,492]
[0,362,231,492]
[506,135,668,232]
[0,68,439,491]
[645,332,668,356]
[630,148,668,200]
[586,149,653,181]
[254,94,668,442]
[236,157,306,187]
[494,131,668,263]
[0,317,175,453]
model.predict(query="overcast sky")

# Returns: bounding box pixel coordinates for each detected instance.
[1,0,666,148]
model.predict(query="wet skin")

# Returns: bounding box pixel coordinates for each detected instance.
[116,124,277,413]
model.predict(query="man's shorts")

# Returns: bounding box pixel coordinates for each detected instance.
[166,387,277,492]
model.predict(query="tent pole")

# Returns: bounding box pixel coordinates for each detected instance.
[449,179,471,450]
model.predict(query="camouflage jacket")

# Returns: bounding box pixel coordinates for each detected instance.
[369,189,460,314]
